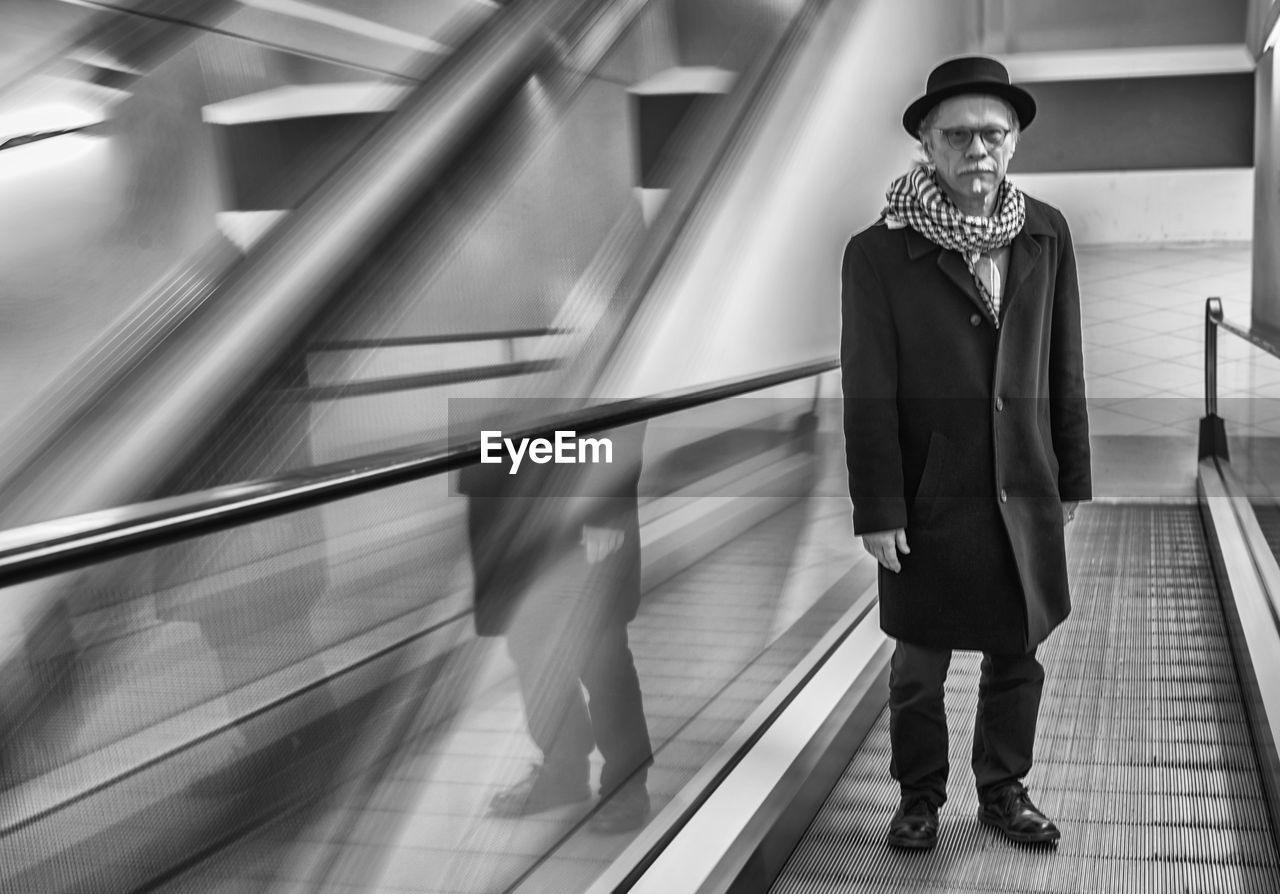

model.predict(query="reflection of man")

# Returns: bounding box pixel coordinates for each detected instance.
[461,422,653,834]
[155,355,337,796]
[841,57,1091,850]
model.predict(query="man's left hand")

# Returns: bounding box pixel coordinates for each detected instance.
[1061,501,1079,525]
[582,525,625,563]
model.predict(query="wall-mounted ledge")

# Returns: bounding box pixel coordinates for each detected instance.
[628,66,737,95]
[1001,44,1255,82]
[202,83,411,125]
[215,210,289,252]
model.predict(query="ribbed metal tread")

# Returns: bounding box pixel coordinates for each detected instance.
[771,504,1280,893]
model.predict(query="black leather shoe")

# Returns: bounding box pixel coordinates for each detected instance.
[887,795,939,850]
[978,783,1060,845]
[590,782,651,834]
[490,762,591,817]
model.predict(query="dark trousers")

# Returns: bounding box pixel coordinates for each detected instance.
[888,639,1044,807]
[507,613,652,795]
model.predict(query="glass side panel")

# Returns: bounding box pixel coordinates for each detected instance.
[1222,338,1280,506]
[0,2,836,889]
[1221,335,1280,567]
[0,378,871,894]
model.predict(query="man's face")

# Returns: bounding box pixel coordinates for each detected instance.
[922,95,1018,210]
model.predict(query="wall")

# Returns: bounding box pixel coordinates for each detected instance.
[1013,169,1254,243]
[1012,74,1254,172]
[673,0,796,66]
[1007,69,1256,244]
[0,24,393,458]
[0,0,97,90]
[386,75,641,337]
[991,0,1247,51]
[605,0,980,396]
[0,47,226,441]
[982,0,1256,244]
[1254,49,1280,331]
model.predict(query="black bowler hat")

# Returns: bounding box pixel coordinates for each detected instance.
[902,56,1036,137]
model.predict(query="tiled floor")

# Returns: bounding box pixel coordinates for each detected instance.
[1078,242,1279,430]
[1074,242,1280,499]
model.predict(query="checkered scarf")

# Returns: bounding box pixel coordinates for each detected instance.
[883,165,1025,324]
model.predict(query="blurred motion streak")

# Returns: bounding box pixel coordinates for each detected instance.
[0,0,856,891]
[0,0,599,797]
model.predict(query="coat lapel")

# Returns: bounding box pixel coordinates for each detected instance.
[1004,226,1044,313]
[902,194,1058,325]
[938,250,988,317]
[904,227,990,319]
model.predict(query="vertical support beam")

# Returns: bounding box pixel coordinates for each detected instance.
[1247,0,1278,59]
[979,0,1008,54]
[1253,50,1280,334]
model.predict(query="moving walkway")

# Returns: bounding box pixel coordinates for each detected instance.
[609,304,1280,894]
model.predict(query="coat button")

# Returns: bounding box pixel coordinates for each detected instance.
[969,313,982,327]
[995,396,1004,411]
[1000,488,1008,503]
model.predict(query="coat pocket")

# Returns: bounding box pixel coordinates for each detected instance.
[910,431,950,524]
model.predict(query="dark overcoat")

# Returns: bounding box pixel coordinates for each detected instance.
[841,193,1091,654]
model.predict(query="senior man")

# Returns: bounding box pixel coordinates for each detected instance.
[841,56,1091,850]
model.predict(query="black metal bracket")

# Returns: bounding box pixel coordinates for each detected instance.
[1199,413,1230,461]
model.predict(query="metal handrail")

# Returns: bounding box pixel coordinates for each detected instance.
[1205,297,1222,419]
[1202,296,1280,459]
[0,359,838,589]
[310,328,568,351]
[1206,297,1280,369]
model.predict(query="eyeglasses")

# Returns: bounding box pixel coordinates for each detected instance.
[933,127,1010,150]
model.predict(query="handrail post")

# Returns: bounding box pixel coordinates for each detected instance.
[1200,297,1230,461]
